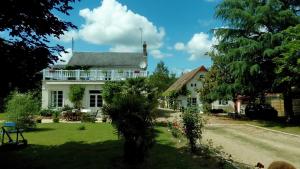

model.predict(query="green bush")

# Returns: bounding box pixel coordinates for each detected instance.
[78,125,86,130]
[102,78,157,164]
[5,91,40,129]
[182,107,204,153]
[39,108,54,117]
[81,113,96,123]
[69,85,85,109]
[62,104,72,111]
[53,117,59,123]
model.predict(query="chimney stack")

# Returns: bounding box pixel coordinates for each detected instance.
[143,41,147,56]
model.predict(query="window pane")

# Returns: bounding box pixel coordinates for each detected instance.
[97,95,102,107]
[90,95,95,107]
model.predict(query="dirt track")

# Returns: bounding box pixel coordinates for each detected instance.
[203,124,300,168]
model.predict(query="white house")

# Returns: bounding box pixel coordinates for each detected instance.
[41,43,148,112]
[164,65,234,113]
[164,66,207,112]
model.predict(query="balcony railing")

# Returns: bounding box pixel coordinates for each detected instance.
[43,69,147,81]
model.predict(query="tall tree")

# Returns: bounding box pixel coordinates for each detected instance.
[0,0,78,110]
[211,0,300,117]
[148,61,177,96]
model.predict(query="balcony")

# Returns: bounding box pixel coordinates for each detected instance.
[43,69,147,81]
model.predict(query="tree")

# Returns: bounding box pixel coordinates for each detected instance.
[211,0,300,117]
[148,61,177,96]
[0,0,78,110]
[6,91,40,129]
[69,85,85,109]
[102,78,157,164]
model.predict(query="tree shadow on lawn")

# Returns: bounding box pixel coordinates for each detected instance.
[0,140,223,169]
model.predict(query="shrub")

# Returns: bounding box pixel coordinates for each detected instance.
[5,91,40,129]
[78,125,86,130]
[81,113,96,123]
[39,108,54,117]
[52,110,60,123]
[102,78,157,164]
[53,117,59,123]
[182,107,204,153]
[62,104,72,111]
[245,103,278,120]
[69,85,85,109]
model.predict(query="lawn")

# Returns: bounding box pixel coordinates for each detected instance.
[0,123,227,169]
[0,112,8,121]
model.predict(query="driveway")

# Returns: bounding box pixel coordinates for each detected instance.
[203,123,300,168]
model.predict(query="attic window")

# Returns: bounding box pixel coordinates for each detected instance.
[199,74,204,78]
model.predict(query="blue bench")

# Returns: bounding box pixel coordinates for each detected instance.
[1,122,27,147]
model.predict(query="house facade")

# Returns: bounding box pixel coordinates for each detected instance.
[42,43,148,112]
[163,66,207,112]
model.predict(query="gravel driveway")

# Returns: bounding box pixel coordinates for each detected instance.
[203,124,300,168]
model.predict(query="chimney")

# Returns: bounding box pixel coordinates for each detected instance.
[143,41,147,56]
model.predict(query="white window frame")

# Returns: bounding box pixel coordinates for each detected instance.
[50,91,63,108]
[89,90,103,108]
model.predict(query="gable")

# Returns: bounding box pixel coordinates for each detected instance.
[164,65,207,95]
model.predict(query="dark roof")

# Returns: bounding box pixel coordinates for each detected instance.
[67,52,147,69]
[164,65,207,95]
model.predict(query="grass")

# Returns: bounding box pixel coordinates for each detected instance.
[247,120,300,135]
[0,112,8,121]
[0,123,228,169]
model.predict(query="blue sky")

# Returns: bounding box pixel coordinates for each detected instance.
[55,0,223,75]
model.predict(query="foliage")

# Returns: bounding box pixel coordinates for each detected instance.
[69,85,85,109]
[102,78,157,164]
[148,61,177,96]
[182,107,204,153]
[211,0,300,118]
[0,0,78,111]
[81,113,96,123]
[168,120,183,138]
[62,104,73,111]
[53,117,59,123]
[78,125,86,130]
[5,91,40,129]
[52,110,60,123]
[102,81,124,104]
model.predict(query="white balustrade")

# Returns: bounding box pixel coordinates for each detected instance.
[43,69,147,81]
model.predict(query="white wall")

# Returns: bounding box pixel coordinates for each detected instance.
[42,82,104,112]
[175,71,205,112]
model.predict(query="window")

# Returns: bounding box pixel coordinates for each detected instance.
[187,98,191,107]
[89,90,102,107]
[199,74,204,78]
[191,83,193,87]
[187,98,197,107]
[50,91,63,107]
[194,83,197,87]
[192,98,197,106]
[219,100,228,105]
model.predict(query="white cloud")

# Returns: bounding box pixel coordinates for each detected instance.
[174,32,217,61]
[56,48,72,65]
[150,49,172,59]
[59,0,165,52]
[174,42,185,51]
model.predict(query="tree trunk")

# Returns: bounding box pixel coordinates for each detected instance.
[283,87,294,122]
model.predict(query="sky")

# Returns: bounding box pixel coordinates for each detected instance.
[55,0,223,75]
